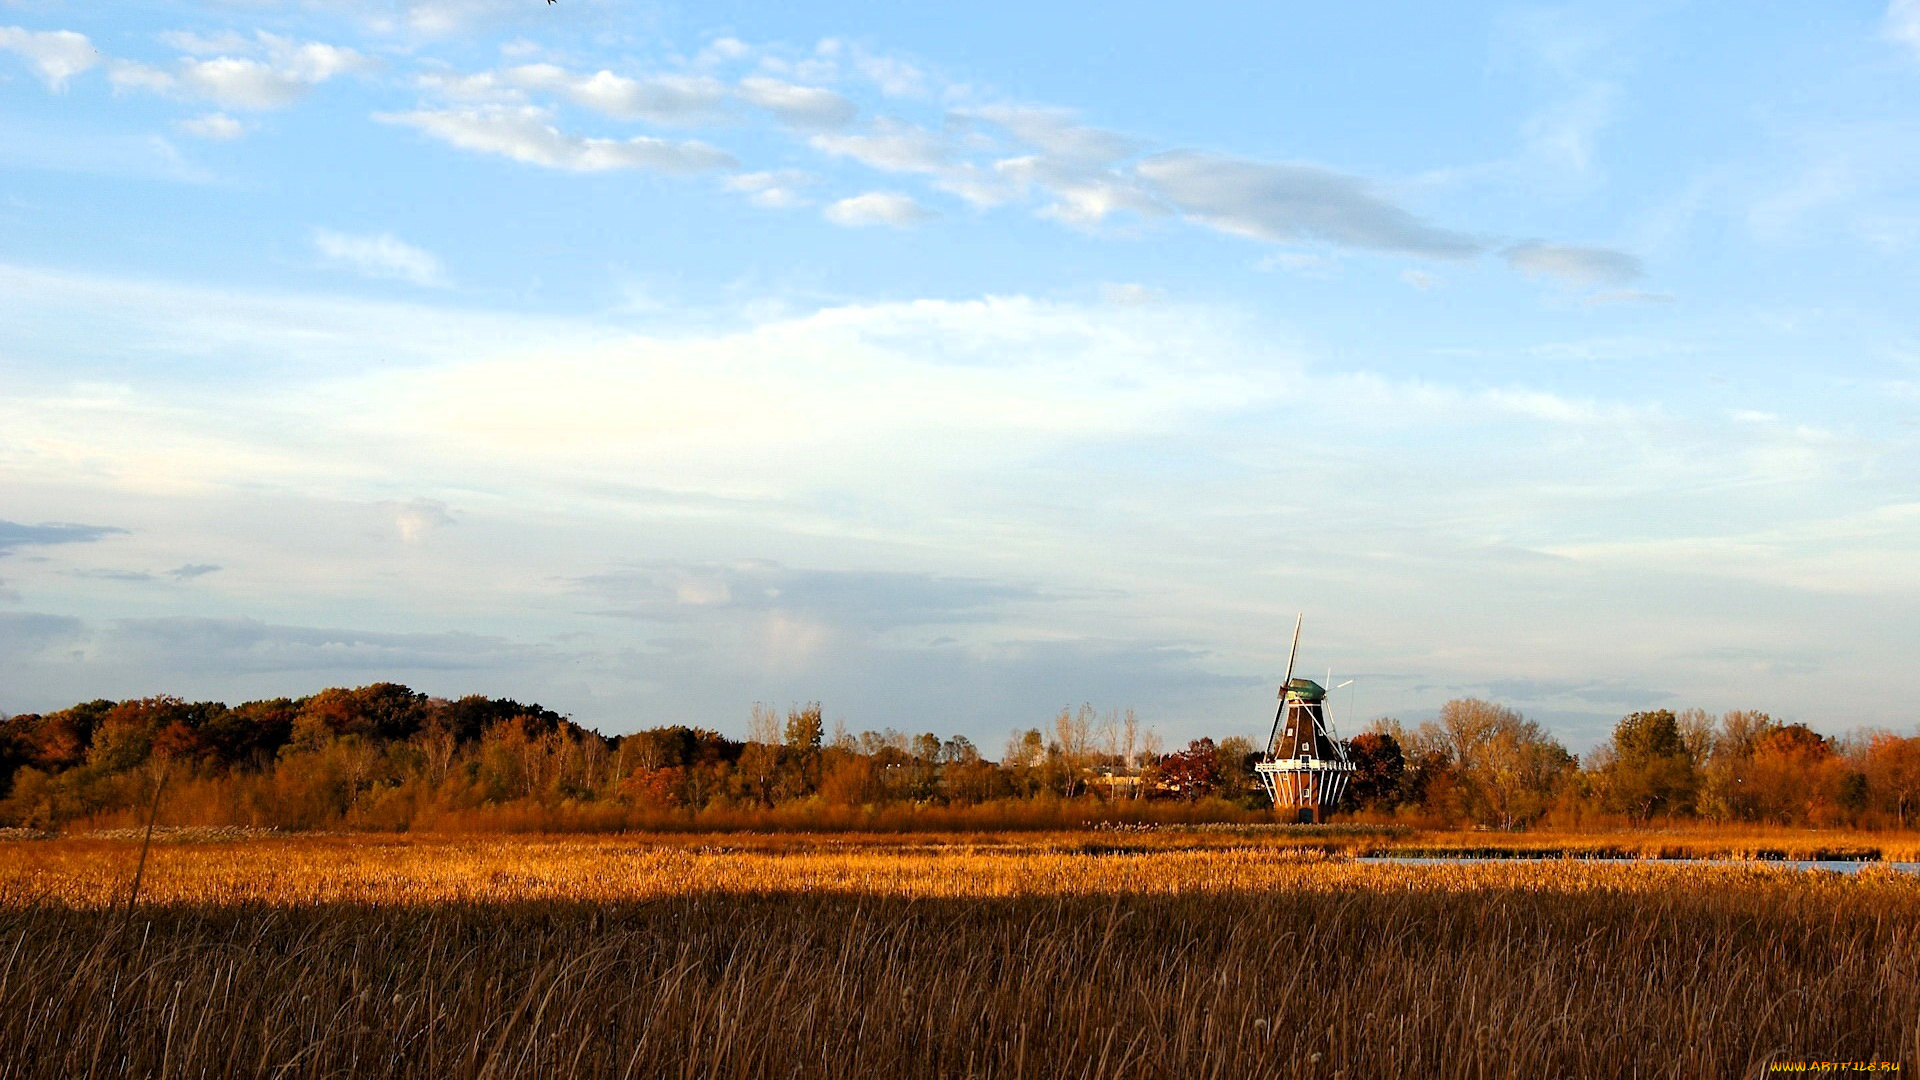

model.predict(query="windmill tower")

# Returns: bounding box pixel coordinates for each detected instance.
[1255,615,1356,823]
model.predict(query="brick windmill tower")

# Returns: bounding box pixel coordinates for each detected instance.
[1255,615,1356,823]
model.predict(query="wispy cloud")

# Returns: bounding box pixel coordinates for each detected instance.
[0,520,127,556]
[312,228,448,287]
[379,106,737,173]
[736,76,857,129]
[1504,242,1643,287]
[725,169,816,208]
[1136,152,1484,258]
[3,17,1652,294]
[810,118,953,174]
[501,64,730,125]
[105,615,541,674]
[174,112,248,140]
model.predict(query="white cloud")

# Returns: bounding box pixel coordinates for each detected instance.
[810,119,953,173]
[167,57,322,109]
[1504,242,1643,286]
[313,229,448,287]
[379,105,737,173]
[176,113,248,140]
[110,35,373,110]
[736,76,857,128]
[261,35,370,82]
[503,64,730,125]
[725,169,816,208]
[0,26,99,90]
[1888,0,1920,59]
[429,62,857,130]
[824,191,935,227]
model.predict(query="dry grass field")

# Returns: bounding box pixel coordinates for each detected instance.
[2,832,1914,1079]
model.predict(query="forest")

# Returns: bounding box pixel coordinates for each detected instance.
[2,683,1917,831]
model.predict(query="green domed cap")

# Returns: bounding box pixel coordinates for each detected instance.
[1285,678,1327,701]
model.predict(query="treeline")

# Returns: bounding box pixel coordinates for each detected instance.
[1347,700,1920,830]
[1,685,1916,831]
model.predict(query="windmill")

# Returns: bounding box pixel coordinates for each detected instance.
[1254,615,1357,823]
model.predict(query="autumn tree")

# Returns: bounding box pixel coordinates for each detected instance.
[1865,734,1920,827]
[1479,716,1574,829]
[1345,731,1406,810]
[1744,723,1830,825]
[1159,739,1219,800]
[1433,699,1513,822]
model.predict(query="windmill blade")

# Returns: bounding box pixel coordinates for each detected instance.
[1264,613,1303,757]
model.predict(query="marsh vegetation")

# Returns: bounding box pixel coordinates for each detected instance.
[2,833,1914,1079]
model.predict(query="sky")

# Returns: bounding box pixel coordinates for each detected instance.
[2,0,1917,751]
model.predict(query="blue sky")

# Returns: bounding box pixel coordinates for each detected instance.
[2,0,1917,749]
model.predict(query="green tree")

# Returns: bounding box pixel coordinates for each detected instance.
[1601,710,1697,822]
